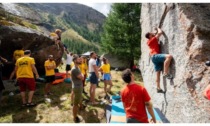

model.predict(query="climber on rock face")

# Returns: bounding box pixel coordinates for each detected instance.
[145,28,173,93]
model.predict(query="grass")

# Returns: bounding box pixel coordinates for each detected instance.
[0,67,142,123]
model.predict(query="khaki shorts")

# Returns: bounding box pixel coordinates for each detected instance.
[73,87,83,105]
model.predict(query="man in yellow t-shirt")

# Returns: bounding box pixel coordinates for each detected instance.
[15,50,39,107]
[44,55,56,98]
[79,56,88,94]
[9,45,24,80]
[99,58,113,99]
[14,50,24,61]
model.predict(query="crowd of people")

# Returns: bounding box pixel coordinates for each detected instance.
[0,27,210,123]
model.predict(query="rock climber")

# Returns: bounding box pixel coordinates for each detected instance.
[145,28,173,93]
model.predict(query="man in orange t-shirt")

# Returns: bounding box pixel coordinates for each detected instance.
[121,69,156,123]
[145,28,173,93]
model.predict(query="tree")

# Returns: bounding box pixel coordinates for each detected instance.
[101,3,141,68]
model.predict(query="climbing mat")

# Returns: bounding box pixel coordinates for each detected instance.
[108,95,163,123]
[52,73,67,85]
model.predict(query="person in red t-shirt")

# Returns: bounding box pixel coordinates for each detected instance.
[145,28,173,93]
[121,69,156,123]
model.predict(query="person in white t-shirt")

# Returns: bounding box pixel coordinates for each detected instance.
[88,51,99,105]
[65,50,73,78]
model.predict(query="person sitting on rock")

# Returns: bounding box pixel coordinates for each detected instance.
[145,28,173,93]
[54,29,63,50]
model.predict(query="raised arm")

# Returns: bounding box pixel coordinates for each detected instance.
[155,28,163,39]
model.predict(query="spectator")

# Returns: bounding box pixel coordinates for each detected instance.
[15,50,39,107]
[99,58,113,99]
[65,50,73,78]
[88,51,99,105]
[0,56,8,103]
[121,69,156,123]
[71,54,85,123]
[44,55,56,98]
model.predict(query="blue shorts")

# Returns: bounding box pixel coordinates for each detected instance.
[151,54,166,71]
[103,73,111,80]
[89,72,98,84]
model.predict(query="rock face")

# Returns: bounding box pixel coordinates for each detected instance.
[140,3,210,123]
[0,25,64,77]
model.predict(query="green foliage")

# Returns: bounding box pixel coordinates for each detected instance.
[48,14,56,24]
[62,12,101,43]
[101,3,141,67]
[63,39,99,54]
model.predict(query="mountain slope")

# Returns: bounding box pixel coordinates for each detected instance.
[0,3,106,53]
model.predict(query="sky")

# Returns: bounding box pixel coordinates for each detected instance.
[78,3,112,16]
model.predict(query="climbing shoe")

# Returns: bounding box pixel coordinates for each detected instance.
[83,90,88,95]
[104,94,110,100]
[163,73,173,79]
[157,89,164,93]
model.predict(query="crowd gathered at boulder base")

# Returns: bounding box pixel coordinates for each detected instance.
[0,28,210,123]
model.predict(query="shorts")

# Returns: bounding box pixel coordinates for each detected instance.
[151,54,166,72]
[73,87,83,105]
[103,73,111,80]
[18,78,36,92]
[89,72,98,84]
[66,64,71,71]
[45,75,55,83]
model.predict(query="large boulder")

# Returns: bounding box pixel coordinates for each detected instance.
[140,3,210,123]
[0,25,64,77]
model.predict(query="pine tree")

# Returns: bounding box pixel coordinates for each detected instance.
[101,3,141,68]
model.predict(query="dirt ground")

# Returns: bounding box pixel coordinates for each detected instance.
[0,68,142,123]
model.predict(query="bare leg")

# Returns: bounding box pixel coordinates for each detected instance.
[73,104,79,120]
[107,80,113,93]
[90,84,97,103]
[9,69,15,80]
[163,54,172,75]
[104,80,107,95]
[156,71,161,89]
[66,70,68,78]
[71,91,74,104]
[44,83,52,95]
[28,91,34,103]
[20,91,26,104]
